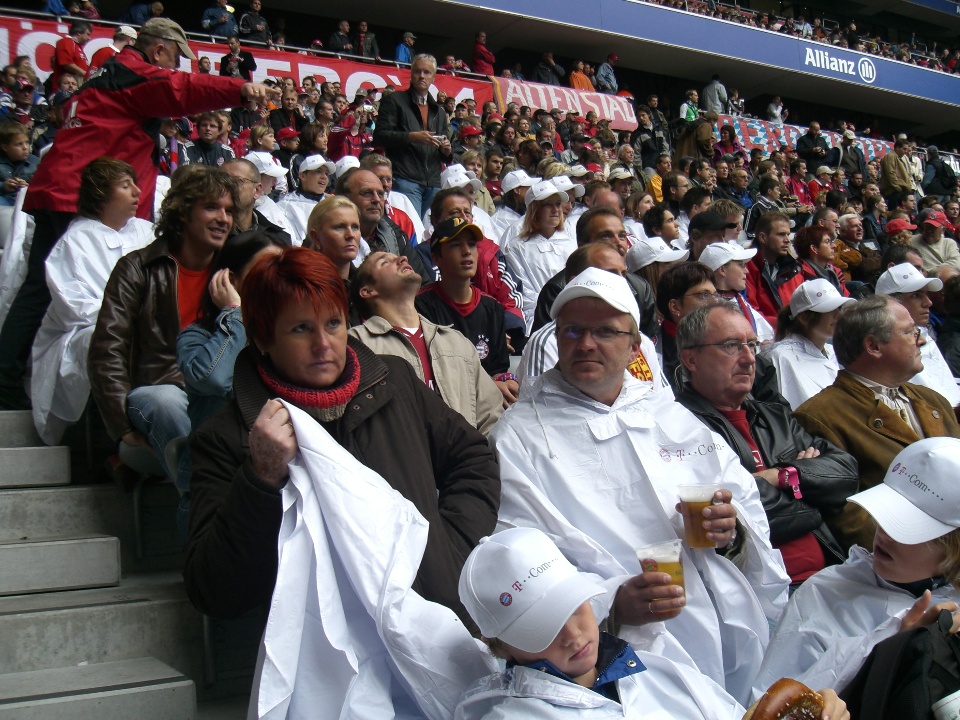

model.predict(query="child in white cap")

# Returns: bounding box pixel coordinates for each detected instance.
[754,437,960,699]
[457,527,848,719]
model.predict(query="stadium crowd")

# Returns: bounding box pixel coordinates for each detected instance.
[3,7,960,719]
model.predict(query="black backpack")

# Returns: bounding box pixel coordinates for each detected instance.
[937,160,957,190]
[840,610,960,720]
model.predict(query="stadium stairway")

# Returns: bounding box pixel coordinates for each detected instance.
[0,410,259,719]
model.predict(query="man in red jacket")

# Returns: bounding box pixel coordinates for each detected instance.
[745,211,804,327]
[0,18,278,410]
[472,31,496,75]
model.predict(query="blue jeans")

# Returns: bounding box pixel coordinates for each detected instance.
[126,384,191,482]
[393,176,439,220]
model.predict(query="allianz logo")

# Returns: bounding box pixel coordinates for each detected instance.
[804,47,877,84]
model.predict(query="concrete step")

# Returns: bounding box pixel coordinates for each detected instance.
[0,535,120,597]
[0,411,42,448]
[0,446,70,488]
[0,657,195,720]
[0,573,204,681]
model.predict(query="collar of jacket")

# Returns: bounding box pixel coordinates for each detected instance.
[360,314,444,339]
[406,86,438,109]
[141,235,176,265]
[233,337,390,431]
[518,633,644,698]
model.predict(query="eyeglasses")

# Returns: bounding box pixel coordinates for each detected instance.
[357,189,385,199]
[689,339,762,355]
[683,291,718,301]
[559,324,634,342]
[233,177,259,186]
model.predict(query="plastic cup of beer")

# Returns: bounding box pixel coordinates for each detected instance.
[679,484,720,549]
[636,539,684,591]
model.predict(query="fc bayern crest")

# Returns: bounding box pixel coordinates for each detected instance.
[476,336,490,359]
[499,592,512,606]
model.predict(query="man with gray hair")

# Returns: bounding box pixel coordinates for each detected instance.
[491,267,789,704]
[221,158,290,243]
[373,53,453,217]
[794,295,960,551]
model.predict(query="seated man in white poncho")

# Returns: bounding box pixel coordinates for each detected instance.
[490,267,789,705]
[754,437,960,699]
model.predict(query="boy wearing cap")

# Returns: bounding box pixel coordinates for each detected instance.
[755,438,960,698]
[416,218,514,403]
[456,527,753,720]
[876,262,960,408]
[909,208,960,273]
[276,154,334,243]
[699,241,774,343]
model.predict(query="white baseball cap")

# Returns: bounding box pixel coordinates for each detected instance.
[551,266,641,327]
[441,164,482,192]
[789,279,856,318]
[849,437,960,544]
[244,151,286,178]
[567,164,590,178]
[458,527,606,653]
[698,241,756,272]
[502,169,537,194]
[875,262,943,296]
[525,179,566,207]
[551,175,585,198]
[334,155,360,177]
[626,236,689,273]
[299,154,335,176]
[117,25,138,40]
[607,166,634,181]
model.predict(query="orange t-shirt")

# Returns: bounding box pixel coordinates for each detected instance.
[177,264,212,330]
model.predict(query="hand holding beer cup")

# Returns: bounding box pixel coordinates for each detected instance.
[613,568,686,626]
[677,485,737,549]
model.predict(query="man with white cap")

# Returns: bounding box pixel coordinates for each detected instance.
[491,267,790,704]
[422,164,496,242]
[491,168,536,248]
[607,166,635,201]
[276,154,335,243]
[455,527,758,720]
[795,295,960,552]
[88,25,138,75]
[876,262,960,408]
[676,303,858,587]
[700,242,774,343]
[762,279,854,409]
[243,150,290,230]
[755,437,960,697]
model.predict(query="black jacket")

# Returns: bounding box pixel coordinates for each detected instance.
[532,270,659,340]
[937,315,960,378]
[372,88,450,187]
[183,340,501,627]
[675,388,856,563]
[218,50,256,81]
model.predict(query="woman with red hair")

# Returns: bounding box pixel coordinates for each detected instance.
[182,246,500,629]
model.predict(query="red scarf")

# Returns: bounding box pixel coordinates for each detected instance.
[257,347,360,420]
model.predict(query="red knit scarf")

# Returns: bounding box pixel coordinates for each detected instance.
[257,346,360,417]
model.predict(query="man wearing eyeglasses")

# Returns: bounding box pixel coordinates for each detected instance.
[875,263,960,408]
[675,303,857,586]
[490,267,790,705]
[795,295,960,552]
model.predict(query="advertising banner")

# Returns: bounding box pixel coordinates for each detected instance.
[490,76,638,131]
[717,114,892,161]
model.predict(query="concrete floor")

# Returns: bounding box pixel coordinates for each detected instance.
[197,695,249,719]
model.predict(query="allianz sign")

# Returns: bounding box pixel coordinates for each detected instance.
[804,47,878,84]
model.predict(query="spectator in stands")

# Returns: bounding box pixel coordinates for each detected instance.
[277,154,334,243]
[657,262,717,389]
[533,52,565,85]
[711,124,745,166]
[198,56,212,73]
[301,195,363,287]
[326,20,353,53]
[631,106,668,172]
[660,171,690,217]
[876,262,960,407]
[183,246,499,623]
[88,26,138,75]
[699,241,772,342]
[837,130,868,179]
[31,158,154,446]
[595,53,619,93]
[701,74,727,114]
[763,278,853,410]
[120,0,164,25]
[185,112,234,166]
[645,153,671,203]
[909,209,960,273]
[784,159,815,213]
[221,158,289,243]
[0,19,275,411]
[471,31,496,75]
[676,302,857,586]
[794,225,848,296]
[922,146,958,203]
[269,88,306,134]
[394,31,416,63]
[746,211,804,326]
[51,20,91,92]
[0,123,38,206]
[373,54,452,218]
[879,139,913,202]
[89,168,238,481]
[860,193,888,244]
[794,295,960,551]
[766,96,787,125]
[796,122,829,169]
[678,89,699,123]
[568,60,592,90]
[202,0,238,38]
[937,275,960,377]
[238,0,272,46]
[349,20,379,60]
[218,35,256,81]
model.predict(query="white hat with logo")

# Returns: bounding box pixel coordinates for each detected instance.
[607,166,634,181]
[333,155,360,177]
[849,437,960,544]
[524,179,567,207]
[550,266,641,327]
[299,154,335,175]
[875,262,943,296]
[697,241,756,272]
[458,527,606,652]
[441,164,482,192]
[244,151,287,179]
[625,236,689,273]
[788,278,856,319]
[502,169,537,193]
[550,175,586,198]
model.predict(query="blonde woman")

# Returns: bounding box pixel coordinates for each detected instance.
[459,150,495,215]
[304,195,370,280]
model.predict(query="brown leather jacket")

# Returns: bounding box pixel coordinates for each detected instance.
[88,237,184,440]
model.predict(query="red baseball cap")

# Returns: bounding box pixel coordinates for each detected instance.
[460,124,483,138]
[924,210,950,228]
[276,127,300,142]
[885,218,917,235]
